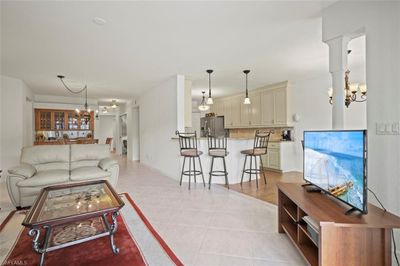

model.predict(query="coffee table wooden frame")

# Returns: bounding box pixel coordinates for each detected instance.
[22,180,125,266]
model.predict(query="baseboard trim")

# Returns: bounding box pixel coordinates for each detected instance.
[262,166,282,173]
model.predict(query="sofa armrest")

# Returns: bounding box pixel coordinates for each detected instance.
[8,163,36,179]
[98,158,118,171]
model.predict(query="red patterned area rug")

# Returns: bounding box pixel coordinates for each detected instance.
[0,193,182,266]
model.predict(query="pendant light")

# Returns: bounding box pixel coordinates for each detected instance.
[57,75,91,122]
[243,70,251,105]
[206,69,214,105]
[198,91,210,111]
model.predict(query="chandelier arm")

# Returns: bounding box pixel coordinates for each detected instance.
[355,98,367,103]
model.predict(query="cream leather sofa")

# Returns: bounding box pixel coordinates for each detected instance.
[7,144,119,208]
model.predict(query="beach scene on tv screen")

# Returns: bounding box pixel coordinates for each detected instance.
[304,131,365,210]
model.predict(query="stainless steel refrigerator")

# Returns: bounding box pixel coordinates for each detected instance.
[200,116,226,137]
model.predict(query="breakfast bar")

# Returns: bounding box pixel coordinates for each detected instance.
[172,137,297,185]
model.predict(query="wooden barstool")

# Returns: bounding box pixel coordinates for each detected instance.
[240,130,271,189]
[207,134,229,189]
[176,131,205,190]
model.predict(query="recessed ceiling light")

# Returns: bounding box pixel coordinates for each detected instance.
[93,17,107,26]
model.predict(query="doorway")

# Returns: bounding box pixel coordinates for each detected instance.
[119,113,128,156]
[127,107,140,161]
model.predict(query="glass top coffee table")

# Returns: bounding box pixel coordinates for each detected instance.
[22,180,125,266]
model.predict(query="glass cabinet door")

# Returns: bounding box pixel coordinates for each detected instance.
[54,111,65,130]
[68,112,79,130]
[80,117,90,130]
[39,111,52,130]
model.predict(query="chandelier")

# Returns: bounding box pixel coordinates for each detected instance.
[198,91,210,111]
[328,70,367,107]
[57,75,91,122]
[328,50,367,107]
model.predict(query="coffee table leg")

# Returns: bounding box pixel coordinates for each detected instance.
[29,226,51,266]
[110,212,120,254]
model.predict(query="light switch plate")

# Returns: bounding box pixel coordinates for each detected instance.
[385,123,392,133]
[392,122,400,135]
[377,122,400,135]
[376,123,386,135]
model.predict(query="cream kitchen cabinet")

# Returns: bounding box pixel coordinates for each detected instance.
[261,141,298,172]
[260,90,275,126]
[262,142,281,171]
[212,81,290,128]
[241,91,261,127]
[261,85,290,126]
[273,87,288,125]
[224,95,242,128]
[223,99,232,127]
[211,99,224,117]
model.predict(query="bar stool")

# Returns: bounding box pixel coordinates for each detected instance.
[240,130,271,189]
[176,131,205,190]
[207,135,229,189]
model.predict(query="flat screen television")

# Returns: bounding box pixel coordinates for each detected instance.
[303,130,367,214]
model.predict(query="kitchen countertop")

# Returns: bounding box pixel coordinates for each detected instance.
[171,136,294,142]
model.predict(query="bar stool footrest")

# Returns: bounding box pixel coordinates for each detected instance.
[182,170,203,176]
[243,169,262,175]
[209,170,228,177]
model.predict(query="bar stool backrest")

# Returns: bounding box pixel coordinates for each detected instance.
[176,131,198,155]
[207,134,227,152]
[253,130,271,154]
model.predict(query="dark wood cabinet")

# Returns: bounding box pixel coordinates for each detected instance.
[35,109,94,131]
[35,110,52,130]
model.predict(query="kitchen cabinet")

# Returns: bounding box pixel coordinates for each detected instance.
[35,109,52,130]
[248,91,262,126]
[223,99,232,127]
[211,99,224,117]
[35,109,94,131]
[231,95,241,127]
[273,87,287,125]
[210,81,290,129]
[224,95,241,128]
[260,90,275,125]
[262,142,281,171]
[267,148,280,170]
[54,111,66,130]
[261,86,289,126]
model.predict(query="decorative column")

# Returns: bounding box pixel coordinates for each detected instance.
[325,36,350,129]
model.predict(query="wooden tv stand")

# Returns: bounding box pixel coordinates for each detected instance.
[277,182,400,266]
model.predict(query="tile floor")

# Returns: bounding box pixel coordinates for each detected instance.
[0,156,305,266]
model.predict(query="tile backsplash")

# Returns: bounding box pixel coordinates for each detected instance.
[228,127,294,141]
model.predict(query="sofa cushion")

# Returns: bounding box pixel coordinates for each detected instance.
[71,160,99,170]
[8,163,37,178]
[70,144,110,162]
[21,145,70,168]
[70,166,111,181]
[17,169,69,187]
[35,162,70,172]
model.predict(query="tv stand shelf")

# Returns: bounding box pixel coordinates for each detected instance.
[277,182,400,266]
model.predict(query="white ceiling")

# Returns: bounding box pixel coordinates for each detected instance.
[1,1,364,101]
